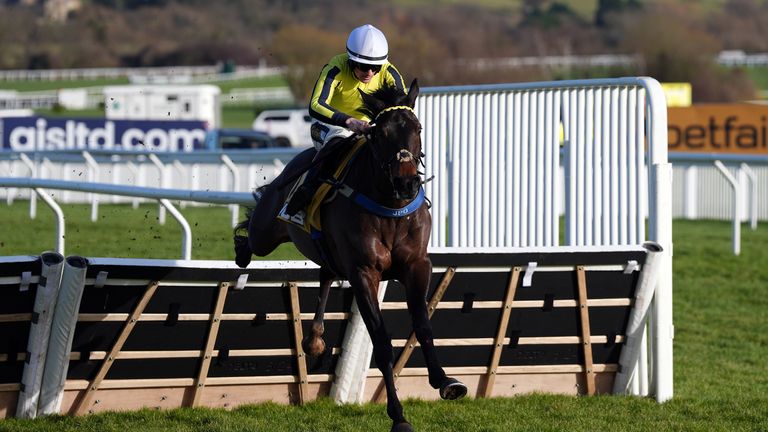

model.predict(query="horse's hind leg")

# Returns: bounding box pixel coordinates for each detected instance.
[404,257,467,400]
[234,185,291,268]
[302,267,334,357]
[350,270,412,432]
[234,234,252,268]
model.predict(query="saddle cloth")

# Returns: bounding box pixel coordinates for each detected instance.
[278,136,367,233]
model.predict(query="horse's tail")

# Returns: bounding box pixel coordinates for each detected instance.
[233,185,269,268]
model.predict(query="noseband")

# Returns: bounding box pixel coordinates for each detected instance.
[369,105,426,190]
[330,104,430,216]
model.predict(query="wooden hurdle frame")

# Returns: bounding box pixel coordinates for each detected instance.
[358,250,648,402]
[0,244,661,418]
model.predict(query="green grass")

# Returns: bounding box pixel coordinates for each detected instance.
[214,75,289,94]
[0,205,767,430]
[0,202,299,260]
[0,395,764,432]
[743,66,768,97]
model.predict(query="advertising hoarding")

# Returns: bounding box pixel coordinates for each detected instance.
[0,117,208,152]
[668,104,768,155]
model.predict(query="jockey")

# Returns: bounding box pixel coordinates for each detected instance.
[285,24,407,217]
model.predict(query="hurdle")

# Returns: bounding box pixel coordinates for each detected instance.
[0,242,660,417]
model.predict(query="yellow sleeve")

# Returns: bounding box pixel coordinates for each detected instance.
[383,63,406,93]
[308,63,350,127]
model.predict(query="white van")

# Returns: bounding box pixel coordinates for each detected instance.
[104,84,222,128]
[252,109,312,148]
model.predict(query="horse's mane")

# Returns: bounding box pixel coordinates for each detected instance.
[359,83,409,119]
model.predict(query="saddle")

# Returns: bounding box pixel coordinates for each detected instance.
[277,136,367,233]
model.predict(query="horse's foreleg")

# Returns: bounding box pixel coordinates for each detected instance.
[351,270,411,432]
[404,258,467,400]
[302,267,334,358]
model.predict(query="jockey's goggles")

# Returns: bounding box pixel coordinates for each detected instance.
[350,61,381,73]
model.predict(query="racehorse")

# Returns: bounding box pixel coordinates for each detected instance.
[233,79,467,432]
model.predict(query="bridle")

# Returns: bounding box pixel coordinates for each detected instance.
[367,105,429,192]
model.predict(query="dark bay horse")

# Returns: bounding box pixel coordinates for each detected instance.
[234,79,466,432]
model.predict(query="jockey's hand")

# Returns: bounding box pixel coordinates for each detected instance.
[345,117,371,134]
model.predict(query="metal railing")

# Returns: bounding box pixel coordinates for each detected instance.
[0,176,254,260]
[670,152,765,256]
[0,64,280,81]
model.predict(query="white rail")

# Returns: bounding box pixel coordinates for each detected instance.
[0,64,280,81]
[0,177,254,259]
[714,161,742,256]
[740,163,758,230]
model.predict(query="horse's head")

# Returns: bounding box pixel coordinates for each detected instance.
[360,79,424,201]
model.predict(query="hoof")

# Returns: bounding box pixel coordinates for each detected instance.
[234,235,252,268]
[439,377,467,400]
[391,421,413,432]
[301,336,326,358]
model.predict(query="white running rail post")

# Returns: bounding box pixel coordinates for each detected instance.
[714,160,741,255]
[81,151,100,222]
[148,154,167,224]
[19,153,37,219]
[126,161,141,209]
[220,154,240,228]
[159,198,192,260]
[740,163,758,230]
[34,188,65,255]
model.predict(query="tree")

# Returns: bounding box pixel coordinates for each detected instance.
[595,0,640,27]
[619,2,755,102]
[270,24,345,102]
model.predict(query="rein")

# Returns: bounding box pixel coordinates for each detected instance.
[329,105,429,217]
[367,105,430,188]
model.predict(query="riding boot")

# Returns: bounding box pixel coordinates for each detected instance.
[285,136,346,217]
[285,163,323,216]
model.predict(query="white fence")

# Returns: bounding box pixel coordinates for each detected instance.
[0,149,294,204]
[2,150,764,225]
[0,64,280,82]
[672,157,768,222]
[459,54,642,71]
[0,65,291,110]
[671,153,767,255]
[418,79,669,248]
[717,50,768,67]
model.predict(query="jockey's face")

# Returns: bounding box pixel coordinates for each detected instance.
[352,62,380,83]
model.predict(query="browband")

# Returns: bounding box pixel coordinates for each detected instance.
[373,105,415,122]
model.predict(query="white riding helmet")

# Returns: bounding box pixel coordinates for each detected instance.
[346,24,388,65]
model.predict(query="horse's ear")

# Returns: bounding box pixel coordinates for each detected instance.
[358,89,386,116]
[405,78,419,108]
